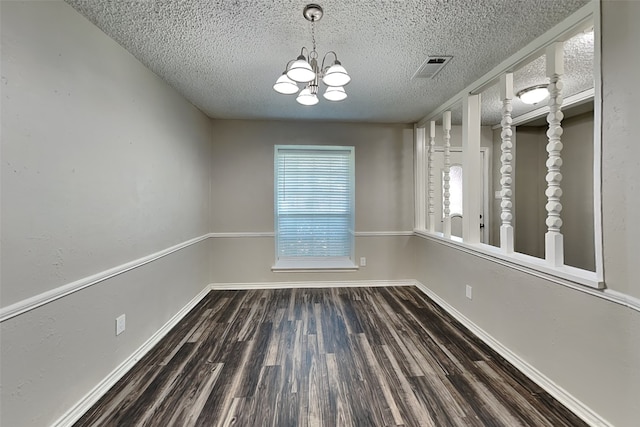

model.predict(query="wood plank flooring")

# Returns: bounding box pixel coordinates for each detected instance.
[74,286,587,426]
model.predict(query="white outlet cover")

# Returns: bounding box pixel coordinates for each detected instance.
[465,285,473,300]
[116,314,126,335]
[360,257,366,267]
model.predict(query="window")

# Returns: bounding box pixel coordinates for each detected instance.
[274,145,355,270]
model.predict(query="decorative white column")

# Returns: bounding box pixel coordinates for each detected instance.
[499,73,515,253]
[545,42,565,266]
[414,125,426,230]
[462,94,482,243]
[427,121,436,233]
[442,111,452,238]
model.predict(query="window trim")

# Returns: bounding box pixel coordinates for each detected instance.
[273,145,356,271]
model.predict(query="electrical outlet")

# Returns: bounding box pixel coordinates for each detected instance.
[116,314,126,336]
[465,285,473,300]
[360,257,366,267]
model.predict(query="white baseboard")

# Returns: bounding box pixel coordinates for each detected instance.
[411,280,612,427]
[210,279,413,290]
[51,284,212,427]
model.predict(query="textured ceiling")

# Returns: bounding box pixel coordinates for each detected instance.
[65,0,592,123]
[478,30,594,126]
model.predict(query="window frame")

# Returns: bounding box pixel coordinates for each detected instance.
[272,145,357,271]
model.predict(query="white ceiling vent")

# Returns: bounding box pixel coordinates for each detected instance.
[412,56,453,79]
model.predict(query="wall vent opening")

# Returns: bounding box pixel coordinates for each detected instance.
[412,56,453,79]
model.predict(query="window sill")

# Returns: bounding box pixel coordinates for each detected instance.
[272,257,359,272]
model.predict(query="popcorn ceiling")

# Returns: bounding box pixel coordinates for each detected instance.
[66,0,591,123]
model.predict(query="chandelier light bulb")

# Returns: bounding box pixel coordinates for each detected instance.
[287,56,316,83]
[517,85,549,105]
[273,73,299,95]
[322,62,351,87]
[323,86,347,101]
[296,87,319,105]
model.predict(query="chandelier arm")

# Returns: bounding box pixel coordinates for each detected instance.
[283,59,297,72]
[299,47,310,60]
[321,51,339,71]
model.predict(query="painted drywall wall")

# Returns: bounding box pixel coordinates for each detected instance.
[514,126,547,259]
[513,112,595,271]
[0,242,210,426]
[1,3,637,427]
[209,235,415,283]
[0,2,212,426]
[210,119,414,233]
[411,236,639,427]
[601,0,640,299]
[208,119,415,283]
[560,112,595,271]
[412,2,640,425]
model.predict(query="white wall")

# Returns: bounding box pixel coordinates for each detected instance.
[0,2,212,426]
[208,119,415,283]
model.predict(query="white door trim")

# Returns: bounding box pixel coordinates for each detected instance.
[433,146,490,243]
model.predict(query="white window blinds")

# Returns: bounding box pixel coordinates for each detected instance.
[274,145,355,267]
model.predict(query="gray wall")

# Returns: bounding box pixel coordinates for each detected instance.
[514,126,548,259]
[411,237,639,427]
[2,1,639,427]
[0,2,212,426]
[560,112,595,271]
[513,112,595,271]
[601,0,640,299]
[208,119,415,283]
[413,2,640,426]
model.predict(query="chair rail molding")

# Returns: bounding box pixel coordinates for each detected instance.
[0,234,210,322]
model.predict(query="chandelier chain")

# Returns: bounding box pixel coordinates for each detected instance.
[311,19,317,54]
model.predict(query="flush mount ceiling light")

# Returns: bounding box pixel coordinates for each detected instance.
[273,4,351,105]
[517,84,550,105]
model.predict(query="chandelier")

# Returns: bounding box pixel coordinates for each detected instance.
[273,4,351,105]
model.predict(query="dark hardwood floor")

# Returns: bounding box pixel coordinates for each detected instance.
[74,286,587,426]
